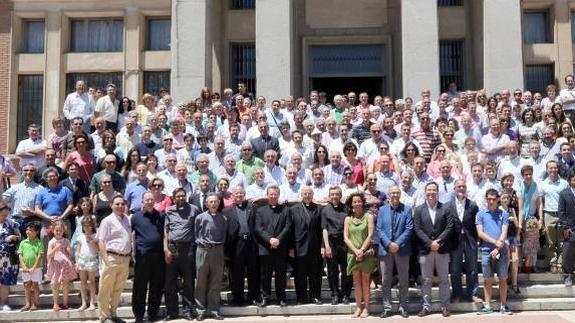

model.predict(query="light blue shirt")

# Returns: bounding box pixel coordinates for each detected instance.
[2,181,42,218]
[540,176,569,212]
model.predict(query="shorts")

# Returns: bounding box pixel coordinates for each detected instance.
[21,268,43,283]
[481,246,509,279]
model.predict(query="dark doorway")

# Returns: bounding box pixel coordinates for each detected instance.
[310,77,384,105]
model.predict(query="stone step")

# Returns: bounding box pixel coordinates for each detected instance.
[7,272,564,295]
[2,297,575,322]
[7,284,574,307]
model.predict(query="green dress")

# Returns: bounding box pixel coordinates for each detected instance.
[346,213,377,275]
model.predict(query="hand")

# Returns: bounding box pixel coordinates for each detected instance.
[517,224,522,232]
[50,217,59,223]
[430,240,440,251]
[495,239,504,249]
[564,228,573,240]
[489,248,499,259]
[164,250,173,264]
[269,238,280,248]
[4,235,17,243]
[21,209,34,217]
[539,222,545,232]
[288,249,295,258]
[389,242,399,253]
[354,249,364,259]
[324,246,333,259]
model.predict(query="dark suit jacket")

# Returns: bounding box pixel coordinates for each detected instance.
[59,177,89,204]
[289,202,322,257]
[222,202,256,257]
[250,136,280,160]
[559,187,575,242]
[189,191,210,212]
[413,202,453,254]
[556,155,575,179]
[447,198,479,250]
[254,203,292,255]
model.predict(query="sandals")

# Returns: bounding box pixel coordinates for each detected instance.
[20,305,30,312]
[512,285,521,294]
[352,306,363,318]
[360,307,370,318]
[29,304,38,311]
[53,304,60,312]
[88,304,97,310]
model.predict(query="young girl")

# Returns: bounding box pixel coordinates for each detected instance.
[17,221,43,311]
[46,220,77,311]
[501,192,520,294]
[70,198,95,259]
[75,216,99,311]
[522,217,541,274]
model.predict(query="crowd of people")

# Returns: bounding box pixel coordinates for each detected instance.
[1,77,575,322]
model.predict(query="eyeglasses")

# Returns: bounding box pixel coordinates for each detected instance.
[73,123,83,126]
[163,138,173,141]
[105,161,116,164]
[242,148,252,151]
[379,146,388,150]
[344,172,353,176]
[167,160,177,163]
[368,178,377,182]
[152,184,163,188]
[102,181,112,184]
[444,133,454,137]
[437,150,446,153]
[76,140,86,144]
[371,130,381,133]
[22,169,34,172]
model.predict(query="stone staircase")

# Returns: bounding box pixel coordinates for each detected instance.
[2,273,574,322]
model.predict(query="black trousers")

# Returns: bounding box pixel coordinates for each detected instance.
[165,243,196,316]
[326,236,352,298]
[259,248,287,301]
[230,238,259,304]
[132,252,165,320]
[294,251,322,303]
[563,240,575,274]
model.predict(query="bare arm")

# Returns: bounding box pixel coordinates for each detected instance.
[359,213,374,252]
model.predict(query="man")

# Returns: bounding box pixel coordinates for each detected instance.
[435,160,457,204]
[131,192,165,323]
[207,136,227,175]
[246,168,268,201]
[194,193,227,321]
[559,170,575,286]
[221,155,248,189]
[189,154,217,191]
[90,154,126,195]
[223,186,259,306]
[124,163,149,214]
[97,196,132,323]
[62,117,95,157]
[250,121,280,160]
[34,168,73,235]
[190,174,212,212]
[560,74,575,121]
[310,168,329,202]
[116,117,140,157]
[357,124,383,162]
[154,135,178,171]
[476,189,512,315]
[2,163,42,228]
[236,142,265,185]
[351,110,373,145]
[94,84,120,132]
[157,155,179,196]
[375,154,400,196]
[321,117,340,147]
[413,182,453,317]
[448,180,480,303]
[412,157,432,192]
[59,162,90,205]
[376,186,413,318]
[481,118,511,163]
[91,117,107,151]
[15,124,46,170]
[498,141,522,189]
[541,160,570,273]
[135,125,160,158]
[411,113,441,162]
[63,80,94,132]
[164,188,200,320]
[323,150,345,186]
[390,123,422,159]
[34,149,64,186]
[263,150,285,186]
[321,186,351,305]
[279,166,302,203]
[455,113,482,148]
[290,186,323,304]
[253,185,292,307]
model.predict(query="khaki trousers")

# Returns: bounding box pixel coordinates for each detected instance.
[98,254,130,321]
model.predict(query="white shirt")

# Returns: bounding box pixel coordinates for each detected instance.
[455,198,465,222]
[311,182,329,202]
[95,96,120,123]
[15,138,46,169]
[560,88,575,111]
[264,165,286,186]
[246,182,268,200]
[427,202,437,225]
[357,138,380,161]
[157,169,179,196]
[62,92,94,121]
[279,182,302,202]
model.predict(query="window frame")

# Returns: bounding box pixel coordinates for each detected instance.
[69,18,124,53]
[523,10,552,44]
[146,17,171,51]
[21,19,45,54]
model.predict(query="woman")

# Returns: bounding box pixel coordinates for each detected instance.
[344,193,376,318]
[397,142,420,172]
[475,90,488,112]
[500,117,518,141]
[342,142,365,186]
[500,173,523,294]
[216,177,234,209]
[542,85,560,109]
[121,148,141,184]
[95,130,124,172]
[92,174,120,226]
[442,128,459,153]
[311,144,329,170]
[146,154,159,180]
[136,93,156,126]
[559,122,574,140]
[340,166,364,203]
[278,121,292,154]
[363,173,386,216]
[519,165,542,273]
[518,108,538,157]
[149,178,172,214]
[0,202,20,311]
[117,96,135,131]
[48,117,69,164]
[486,96,498,114]
[552,103,569,125]
[426,144,449,179]
[199,87,212,108]
[64,133,95,184]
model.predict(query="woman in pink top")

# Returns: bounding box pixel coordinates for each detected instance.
[216,177,234,209]
[149,177,172,214]
[63,133,95,183]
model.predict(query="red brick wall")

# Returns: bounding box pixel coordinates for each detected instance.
[0,0,12,154]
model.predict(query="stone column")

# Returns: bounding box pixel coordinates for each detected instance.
[554,0,573,81]
[44,10,63,137]
[483,0,523,93]
[170,0,213,102]
[401,0,439,99]
[255,0,294,100]
[124,8,142,101]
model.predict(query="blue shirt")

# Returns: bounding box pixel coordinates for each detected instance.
[35,185,73,217]
[476,208,509,252]
[540,177,569,212]
[131,209,164,256]
[124,180,149,213]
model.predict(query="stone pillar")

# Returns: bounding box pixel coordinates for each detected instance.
[0,0,12,153]
[170,0,213,102]
[256,0,294,100]
[401,0,439,99]
[44,10,63,137]
[554,0,573,81]
[124,8,142,101]
[483,0,523,93]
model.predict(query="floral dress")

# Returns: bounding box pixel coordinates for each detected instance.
[0,219,19,285]
[46,238,77,283]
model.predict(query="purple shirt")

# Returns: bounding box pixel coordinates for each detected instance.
[96,213,132,254]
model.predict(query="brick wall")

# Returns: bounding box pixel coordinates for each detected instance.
[0,0,12,154]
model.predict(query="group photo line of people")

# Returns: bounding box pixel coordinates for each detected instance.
[1,77,575,322]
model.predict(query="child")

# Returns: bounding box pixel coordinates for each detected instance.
[70,197,95,259]
[522,217,541,274]
[501,192,520,294]
[75,216,99,311]
[46,220,77,311]
[17,221,44,312]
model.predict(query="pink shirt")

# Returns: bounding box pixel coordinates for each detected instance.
[96,213,131,255]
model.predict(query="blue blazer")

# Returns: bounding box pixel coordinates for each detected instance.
[376,202,413,257]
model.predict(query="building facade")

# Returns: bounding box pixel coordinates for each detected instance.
[0,0,574,152]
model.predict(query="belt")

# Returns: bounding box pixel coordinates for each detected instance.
[238,233,250,240]
[107,250,131,257]
[197,243,223,249]
[545,211,559,216]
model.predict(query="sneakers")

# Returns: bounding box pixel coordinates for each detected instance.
[1,304,11,311]
[565,274,573,287]
[477,306,493,315]
[500,306,513,315]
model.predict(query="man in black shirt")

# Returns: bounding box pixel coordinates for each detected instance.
[254,185,292,307]
[223,186,259,306]
[321,186,352,305]
[290,186,323,304]
[131,192,165,323]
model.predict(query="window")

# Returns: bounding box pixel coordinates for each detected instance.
[231,43,256,95]
[571,12,575,42]
[21,20,45,53]
[70,19,123,52]
[147,18,171,51]
[144,71,171,96]
[231,0,255,10]
[523,11,550,44]
[525,64,554,94]
[439,40,464,92]
[66,72,123,98]
[17,75,44,142]
[438,0,463,6]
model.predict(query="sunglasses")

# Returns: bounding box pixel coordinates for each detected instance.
[105,161,116,164]
[152,184,163,188]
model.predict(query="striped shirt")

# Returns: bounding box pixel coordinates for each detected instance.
[411,129,441,161]
[322,164,345,186]
[2,181,43,219]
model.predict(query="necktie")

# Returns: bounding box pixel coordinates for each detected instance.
[201,193,207,211]
[391,208,396,240]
